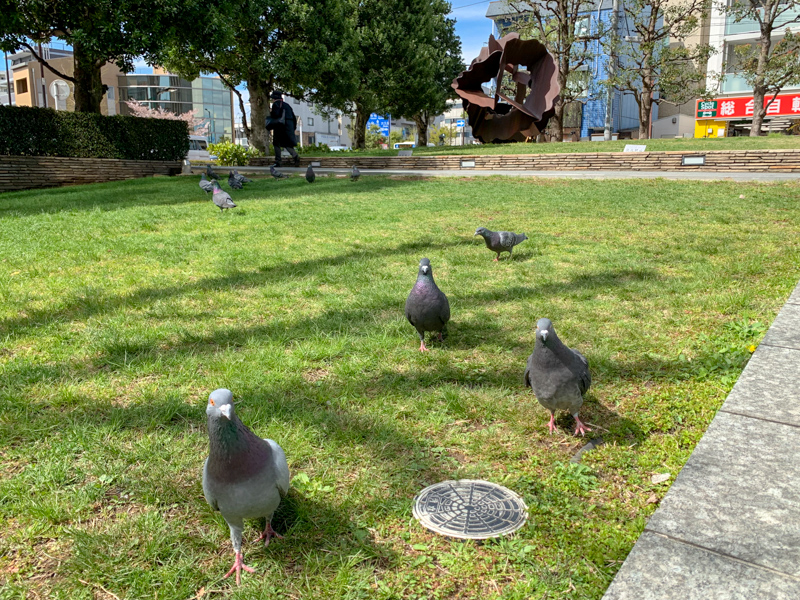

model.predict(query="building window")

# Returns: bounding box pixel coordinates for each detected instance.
[16,78,28,94]
[306,117,313,127]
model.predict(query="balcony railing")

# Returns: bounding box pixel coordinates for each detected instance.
[726,8,800,35]
[721,71,800,94]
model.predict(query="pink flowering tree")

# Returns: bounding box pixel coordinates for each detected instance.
[124,100,209,136]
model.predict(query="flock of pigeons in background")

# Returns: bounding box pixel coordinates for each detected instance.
[193,162,593,584]
[198,163,360,213]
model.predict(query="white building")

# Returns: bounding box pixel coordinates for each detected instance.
[432,99,475,145]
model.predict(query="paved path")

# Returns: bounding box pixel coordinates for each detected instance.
[192,166,800,182]
[602,280,800,599]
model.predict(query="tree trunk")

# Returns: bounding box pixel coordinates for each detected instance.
[551,98,564,142]
[413,113,428,146]
[353,105,368,149]
[72,41,106,113]
[750,28,772,137]
[247,79,271,154]
[639,88,653,139]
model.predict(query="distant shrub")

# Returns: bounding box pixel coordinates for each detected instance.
[208,141,263,166]
[0,105,189,160]
[297,143,331,154]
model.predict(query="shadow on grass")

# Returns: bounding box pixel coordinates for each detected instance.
[0,173,424,217]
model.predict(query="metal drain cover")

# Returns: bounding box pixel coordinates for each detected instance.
[412,479,528,539]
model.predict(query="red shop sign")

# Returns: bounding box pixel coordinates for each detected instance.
[696,94,800,119]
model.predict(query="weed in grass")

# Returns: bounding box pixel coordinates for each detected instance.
[0,175,798,598]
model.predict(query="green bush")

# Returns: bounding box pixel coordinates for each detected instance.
[207,141,263,166]
[297,142,331,154]
[0,105,189,161]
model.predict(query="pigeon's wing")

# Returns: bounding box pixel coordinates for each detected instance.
[523,354,533,387]
[498,231,515,248]
[572,349,591,395]
[265,439,291,496]
[404,296,416,326]
[202,457,219,510]
[439,291,450,325]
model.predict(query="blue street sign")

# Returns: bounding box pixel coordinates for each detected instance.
[367,113,391,137]
[456,119,466,128]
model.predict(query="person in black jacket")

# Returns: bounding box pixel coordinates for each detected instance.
[266,90,300,167]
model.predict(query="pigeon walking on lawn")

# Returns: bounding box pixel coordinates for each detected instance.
[305,164,316,183]
[270,164,288,179]
[199,173,214,194]
[405,258,450,352]
[350,165,360,181]
[474,227,528,261]
[233,170,252,184]
[228,171,243,190]
[524,318,592,436]
[203,389,290,585]
[206,164,220,180]
[212,181,237,212]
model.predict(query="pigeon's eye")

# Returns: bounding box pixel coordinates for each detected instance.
[209,399,215,406]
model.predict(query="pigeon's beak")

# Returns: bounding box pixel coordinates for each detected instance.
[219,404,233,420]
[540,329,548,341]
[421,265,429,274]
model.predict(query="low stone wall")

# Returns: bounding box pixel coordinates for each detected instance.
[252,149,800,172]
[0,155,182,193]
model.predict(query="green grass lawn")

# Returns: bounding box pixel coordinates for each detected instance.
[304,133,800,157]
[1,174,799,599]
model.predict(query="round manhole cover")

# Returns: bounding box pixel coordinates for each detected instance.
[412,479,528,539]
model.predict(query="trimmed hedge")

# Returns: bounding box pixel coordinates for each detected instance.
[0,105,190,161]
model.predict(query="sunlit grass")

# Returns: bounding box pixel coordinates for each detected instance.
[1,174,799,599]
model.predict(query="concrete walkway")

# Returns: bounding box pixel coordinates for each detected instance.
[602,281,800,599]
[191,165,800,182]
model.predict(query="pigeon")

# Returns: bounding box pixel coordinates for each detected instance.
[199,173,214,194]
[524,318,592,436]
[228,171,243,190]
[270,164,288,179]
[233,170,252,184]
[404,258,450,352]
[203,389,290,585]
[350,165,360,181]
[206,164,220,180]
[305,164,315,183]
[474,227,528,261]
[212,181,237,212]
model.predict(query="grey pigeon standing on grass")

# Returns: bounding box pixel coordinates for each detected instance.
[234,170,252,184]
[228,171,243,190]
[203,389,291,585]
[524,318,592,436]
[199,173,214,194]
[305,164,316,183]
[350,165,360,181]
[405,258,450,352]
[270,164,288,179]
[212,181,237,212]
[206,164,220,180]
[474,227,528,261]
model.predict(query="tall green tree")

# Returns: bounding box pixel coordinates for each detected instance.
[0,0,208,113]
[162,0,357,154]
[724,0,800,136]
[609,0,713,139]
[384,0,462,147]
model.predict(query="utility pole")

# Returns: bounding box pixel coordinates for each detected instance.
[604,0,619,141]
[4,51,11,105]
[38,42,47,108]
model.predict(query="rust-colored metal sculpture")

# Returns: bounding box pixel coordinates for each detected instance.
[452,33,560,143]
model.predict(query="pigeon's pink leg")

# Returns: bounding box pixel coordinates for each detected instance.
[493,254,500,261]
[547,413,556,434]
[574,416,591,437]
[437,332,444,342]
[419,340,429,352]
[223,552,255,585]
[257,522,284,547]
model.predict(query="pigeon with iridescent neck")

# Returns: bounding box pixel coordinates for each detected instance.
[404,258,450,351]
[474,227,528,261]
[203,389,290,585]
[524,318,592,436]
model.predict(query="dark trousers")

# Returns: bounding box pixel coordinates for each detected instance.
[273,145,299,166]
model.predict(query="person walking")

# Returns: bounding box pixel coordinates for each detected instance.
[266,90,300,167]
